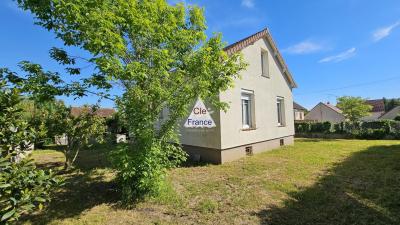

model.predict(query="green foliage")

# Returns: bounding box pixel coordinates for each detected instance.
[295,122,332,133]
[19,99,69,147]
[394,115,400,121]
[295,120,400,140]
[0,158,62,223]
[16,0,246,202]
[0,81,62,223]
[64,106,106,169]
[337,96,372,123]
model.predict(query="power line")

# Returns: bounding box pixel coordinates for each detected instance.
[296,76,400,96]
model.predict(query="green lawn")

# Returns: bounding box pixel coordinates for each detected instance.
[23,139,400,225]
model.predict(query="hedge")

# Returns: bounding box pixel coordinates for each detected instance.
[295,120,400,140]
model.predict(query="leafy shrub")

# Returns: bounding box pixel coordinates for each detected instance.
[361,120,392,133]
[358,128,387,140]
[296,120,400,140]
[0,81,62,223]
[295,123,311,133]
[295,122,332,133]
[0,157,62,223]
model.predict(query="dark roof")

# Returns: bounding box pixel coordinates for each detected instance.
[366,99,385,112]
[380,106,400,119]
[293,102,307,111]
[223,28,297,88]
[70,107,116,118]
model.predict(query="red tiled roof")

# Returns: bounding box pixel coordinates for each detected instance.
[366,99,385,112]
[223,28,297,88]
[70,107,116,118]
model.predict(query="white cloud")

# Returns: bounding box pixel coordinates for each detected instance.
[283,40,325,54]
[372,21,400,42]
[241,0,254,8]
[319,48,356,63]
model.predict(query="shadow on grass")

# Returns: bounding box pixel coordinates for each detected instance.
[21,143,121,224]
[22,171,120,225]
[255,144,400,225]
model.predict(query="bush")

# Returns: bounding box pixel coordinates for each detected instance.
[0,157,62,223]
[295,120,400,140]
[295,122,332,133]
[361,120,391,133]
[310,121,332,133]
[0,82,63,223]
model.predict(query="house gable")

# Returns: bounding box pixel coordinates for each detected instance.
[224,28,297,89]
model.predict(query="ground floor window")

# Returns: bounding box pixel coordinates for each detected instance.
[277,97,286,126]
[241,90,254,129]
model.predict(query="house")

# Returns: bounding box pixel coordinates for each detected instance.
[293,102,307,121]
[361,99,386,121]
[304,102,345,123]
[379,106,400,120]
[169,28,297,164]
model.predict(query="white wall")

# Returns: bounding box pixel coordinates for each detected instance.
[179,102,222,149]
[218,38,295,149]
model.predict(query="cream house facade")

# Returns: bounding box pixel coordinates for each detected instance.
[304,102,345,123]
[171,28,297,164]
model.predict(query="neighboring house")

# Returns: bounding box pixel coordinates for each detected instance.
[293,102,307,121]
[379,106,400,120]
[162,28,297,164]
[304,102,345,124]
[362,99,386,121]
[70,107,116,118]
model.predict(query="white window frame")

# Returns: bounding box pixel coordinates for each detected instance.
[241,90,255,129]
[261,49,269,78]
[277,97,286,126]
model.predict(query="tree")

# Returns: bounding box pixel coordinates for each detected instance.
[337,96,372,123]
[16,0,246,202]
[63,106,106,169]
[19,99,68,148]
[0,80,62,223]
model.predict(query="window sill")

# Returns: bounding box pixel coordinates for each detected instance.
[277,125,286,127]
[261,74,270,78]
[241,127,257,131]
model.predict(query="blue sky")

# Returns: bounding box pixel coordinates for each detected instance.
[1,0,400,109]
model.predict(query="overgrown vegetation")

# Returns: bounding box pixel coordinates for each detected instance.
[16,0,247,203]
[0,80,62,224]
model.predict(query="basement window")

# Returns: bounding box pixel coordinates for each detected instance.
[245,146,253,156]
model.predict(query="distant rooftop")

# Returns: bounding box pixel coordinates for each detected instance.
[293,102,307,111]
[365,99,385,112]
[70,107,116,118]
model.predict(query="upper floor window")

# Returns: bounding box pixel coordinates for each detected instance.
[261,49,269,77]
[241,90,255,129]
[277,97,286,126]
